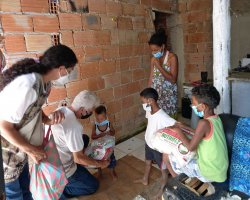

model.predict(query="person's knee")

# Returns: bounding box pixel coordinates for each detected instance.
[88,177,99,194]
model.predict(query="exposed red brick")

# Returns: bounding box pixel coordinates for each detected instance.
[187,11,211,23]
[25,34,52,52]
[106,1,122,16]
[114,86,123,99]
[88,76,105,91]
[119,45,134,57]
[1,14,33,32]
[140,0,151,6]
[187,0,212,11]
[121,70,132,84]
[60,31,74,46]
[184,43,198,53]
[58,13,82,30]
[183,24,197,34]
[122,95,134,109]
[102,45,119,60]
[132,17,145,29]
[132,68,145,81]
[106,100,122,113]
[72,47,85,63]
[186,64,200,73]
[21,0,49,13]
[103,73,121,88]
[47,87,67,103]
[33,15,59,33]
[119,58,130,72]
[79,61,99,79]
[125,30,138,44]
[134,4,146,16]
[120,0,139,4]
[82,15,101,30]
[85,46,103,62]
[5,53,37,67]
[117,17,133,30]
[129,57,141,69]
[186,53,204,65]
[88,0,106,14]
[122,3,135,16]
[101,15,117,29]
[99,60,116,75]
[186,33,207,44]
[196,21,212,33]
[73,30,111,46]
[4,35,26,53]
[178,2,187,12]
[152,0,171,11]
[138,32,149,43]
[0,0,21,12]
[66,79,89,98]
[110,30,119,45]
[97,88,114,103]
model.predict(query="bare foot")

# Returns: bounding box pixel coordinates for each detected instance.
[110,169,118,181]
[133,178,148,186]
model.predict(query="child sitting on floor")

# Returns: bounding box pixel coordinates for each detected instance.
[91,105,117,181]
[163,85,229,183]
[134,88,176,199]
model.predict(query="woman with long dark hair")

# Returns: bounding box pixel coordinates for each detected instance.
[0,45,77,199]
[148,28,178,118]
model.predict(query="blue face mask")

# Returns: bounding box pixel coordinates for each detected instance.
[191,104,204,118]
[152,51,163,58]
[95,119,109,127]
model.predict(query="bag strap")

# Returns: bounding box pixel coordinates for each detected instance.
[44,125,52,143]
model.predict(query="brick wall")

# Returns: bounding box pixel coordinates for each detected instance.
[178,0,213,82]
[0,0,177,141]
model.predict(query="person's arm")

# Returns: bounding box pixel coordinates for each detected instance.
[42,110,65,125]
[153,54,178,84]
[91,125,106,140]
[107,124,115,136]
[0,120,46,163]
[173,122,195,133]
[73,151,109,169]
[148,58,154,87]
[176,119,210,151]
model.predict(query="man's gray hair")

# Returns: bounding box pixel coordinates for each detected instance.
[71,90,100,110]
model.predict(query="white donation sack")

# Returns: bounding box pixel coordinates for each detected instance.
[151,127,196,167]
[85,135,115,161]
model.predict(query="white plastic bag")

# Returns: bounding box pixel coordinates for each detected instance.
[151,128,196,167]
[85,135,115,161]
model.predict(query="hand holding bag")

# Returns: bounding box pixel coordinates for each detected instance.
[30,126,68,200]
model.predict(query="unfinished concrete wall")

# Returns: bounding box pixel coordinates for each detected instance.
[178,0,213,82]
[0,0,177,141]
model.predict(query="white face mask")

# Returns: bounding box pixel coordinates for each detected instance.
[52,70,70,87]
[142,103,152,112]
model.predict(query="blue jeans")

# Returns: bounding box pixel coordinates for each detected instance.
[5,164,33,200]
[61,164,99,198]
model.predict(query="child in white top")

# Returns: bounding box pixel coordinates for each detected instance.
[91,105,117,180]
[134,88,176,199]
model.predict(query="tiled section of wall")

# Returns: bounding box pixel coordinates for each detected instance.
[178,0,213,82]
[0,0,177,141]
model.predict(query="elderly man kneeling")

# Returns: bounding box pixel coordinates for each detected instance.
[51,90,109,199]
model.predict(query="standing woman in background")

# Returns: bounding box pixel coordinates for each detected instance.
[148,28,178,118]
[0,45,77,200]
